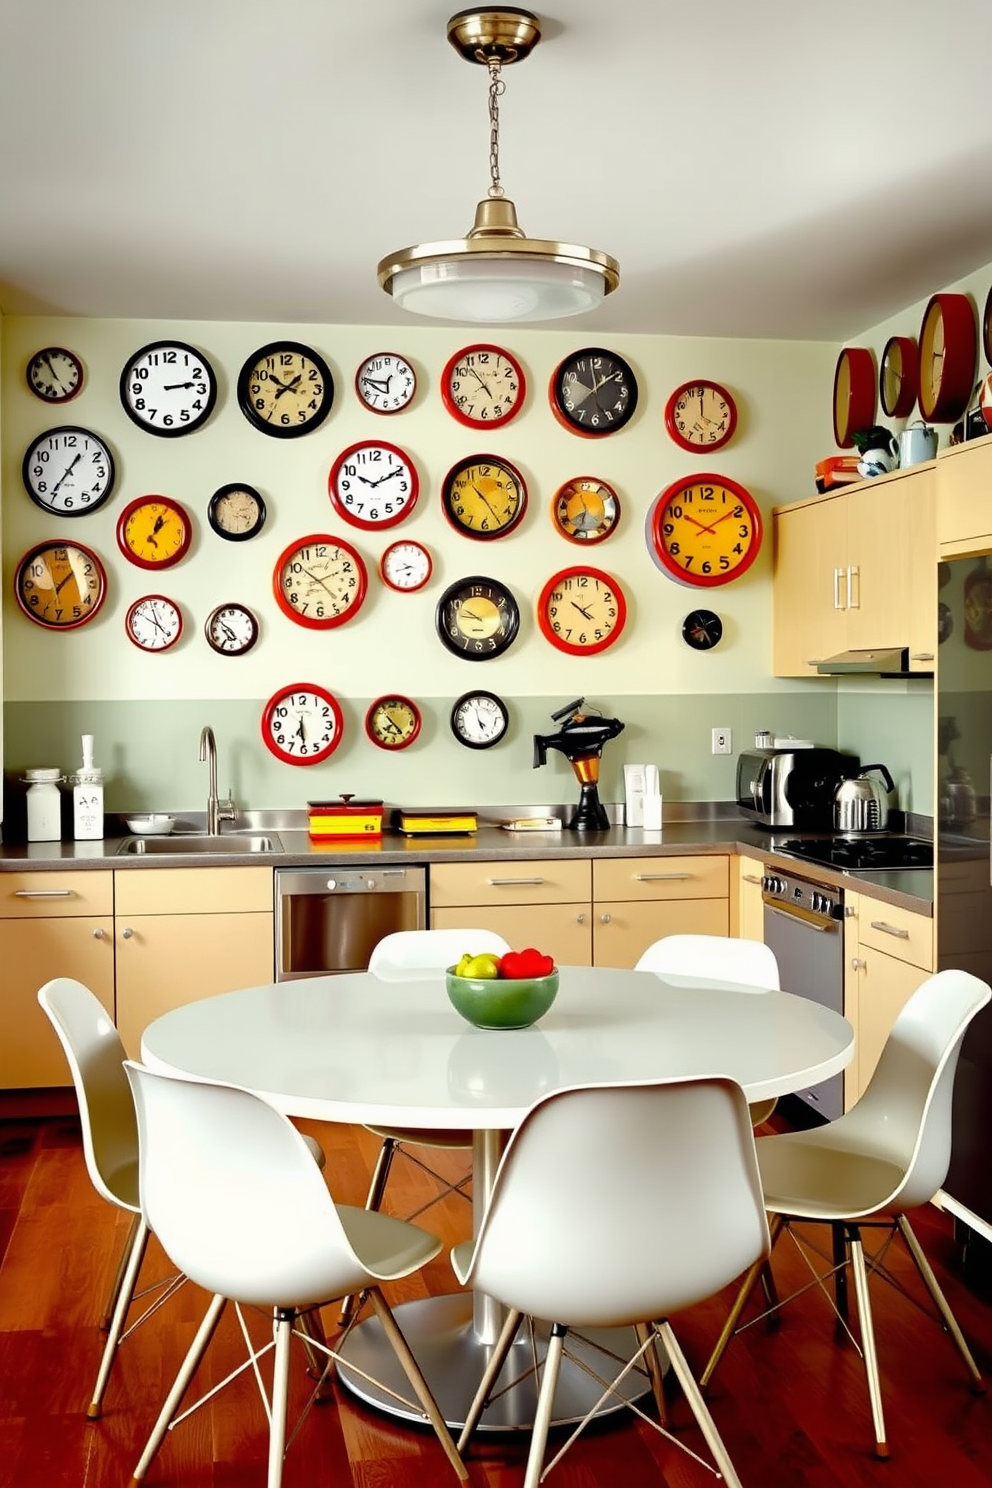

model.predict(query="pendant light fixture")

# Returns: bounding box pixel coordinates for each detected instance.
[377,8,620,324]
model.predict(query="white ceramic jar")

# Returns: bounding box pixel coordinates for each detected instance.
[25,768,63,842]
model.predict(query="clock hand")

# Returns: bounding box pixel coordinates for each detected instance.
[148,609,169,636]
[51,453,82,496]
[43,354,69,392]
[163,380,195,391]
[273,374,302,400]
[466,367,492,397]
[54,571,74,595]
[218,621,237,643]
[471,483,505,521]
[363,375,392,395]
[296,716,306,741]
[570,600,595,621]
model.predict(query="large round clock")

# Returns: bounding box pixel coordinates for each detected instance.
[435,576,520,660]
[832,347,876,447]
[879,335,919,419]
[119,339,217,436]
[918,292,977,423]
[441,343,526,428]
[441,455,527,540]
[261,683,344,764]
[116,496,193,570]
[328,440,419,530]
[237,340,334,437]
[549,347,638,436]
[14,540,107,629]
[650,474,763,587]
[273,534,368,629]
[664,379,737,452]
[22,426,116,516]
[537,566,627,655]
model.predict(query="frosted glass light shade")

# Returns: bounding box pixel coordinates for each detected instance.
[389,257,608,323]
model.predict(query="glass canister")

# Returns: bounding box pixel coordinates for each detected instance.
[25,768,63,842]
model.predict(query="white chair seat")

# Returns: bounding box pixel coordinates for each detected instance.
[757,1134,905,1218]
[365,1124,473,1148]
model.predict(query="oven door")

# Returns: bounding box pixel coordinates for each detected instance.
[763,896,845,1121]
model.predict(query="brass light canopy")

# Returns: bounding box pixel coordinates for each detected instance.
[377,7,620,324]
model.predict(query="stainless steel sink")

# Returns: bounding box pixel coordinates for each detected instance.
[117,833,282,856]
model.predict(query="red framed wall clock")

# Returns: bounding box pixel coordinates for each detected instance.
[379,539,432,593]
[650,474,763,587]
[261,683,344,764]
[918,292,977,422]
[664,379,737,452]
[441,344,526,428]
[537,565,627,655]
[273,534,368,629]
[14,540,107,629]
[832,347,876,447]
[124,594,183,652]
[116,496,192,570]
[328,440,419,530]
[879,335,919,419]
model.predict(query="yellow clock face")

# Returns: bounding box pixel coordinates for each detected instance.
[537,566,627,655]
[15,540,107,629]
[441,456,526,540]
[237,340,334,438]
[365,695,421,750]
[652,475,762,588]
[552,477,620,544]
[116,497,192,570]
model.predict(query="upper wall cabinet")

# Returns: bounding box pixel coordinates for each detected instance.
[937,439,992,558]
[772,466,936,677]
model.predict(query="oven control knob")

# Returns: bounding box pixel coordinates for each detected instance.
[326,879,337,890]
[366,879,376,890]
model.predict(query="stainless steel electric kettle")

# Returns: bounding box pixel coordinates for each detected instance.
[832,763,895,833]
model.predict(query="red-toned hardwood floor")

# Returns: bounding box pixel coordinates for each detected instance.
[2,1112,992,1488]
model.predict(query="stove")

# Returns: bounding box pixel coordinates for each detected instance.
[776,834,933,871]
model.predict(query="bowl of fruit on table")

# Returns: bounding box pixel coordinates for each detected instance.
[445,947,559,1030]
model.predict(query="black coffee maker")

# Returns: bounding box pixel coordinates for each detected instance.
[533,698,625,831]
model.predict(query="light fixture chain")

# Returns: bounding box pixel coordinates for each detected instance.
[487,56,505,199]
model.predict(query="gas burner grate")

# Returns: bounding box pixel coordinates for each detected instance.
[778,835,933,871]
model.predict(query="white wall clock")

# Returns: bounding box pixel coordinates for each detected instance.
[125,595,183,652]
[22,426,116,516]
[355,351,416,413]
[261,683,344,765]
[328,441,419,530]
[379,539,432,593]
[119,339,218,437]
[204,602,259,656]
[450,689,509,749]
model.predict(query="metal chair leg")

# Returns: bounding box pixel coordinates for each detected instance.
[523,1323,566,1488]
[367,1288,468,1481]
[99,1211,143,1330]
[132,1293,228,1481]
[88,1215,151,1418]
[339,1138,399,1326]
[660,1320,745,1488]
[267,1312,293,1488]
[832,1220,850,1325]
[634,1320,668,1427]
[848,1227,888,1459]
[457,1306,523,1452]
[897,1214,985,1391]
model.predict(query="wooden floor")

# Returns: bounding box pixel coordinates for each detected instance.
[2,1111,992,1488]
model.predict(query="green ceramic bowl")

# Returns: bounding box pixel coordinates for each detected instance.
[445,967,559,1030]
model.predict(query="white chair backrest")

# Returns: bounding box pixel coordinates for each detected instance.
[839,968,991,1210]
[465,1078,769,1329]
[37,977,138,1211]
[635,934,781,991]
[124,1062,366,1309]
[369,928,510,980]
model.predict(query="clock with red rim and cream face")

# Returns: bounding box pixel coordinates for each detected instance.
[664,379,737,452]
[261,683,343,765]
[918,292,977,423]
[273,534,368,629]
[832,347,876,448]
[537,566,627,655]
[328,441,419,530]
[441,344,526,428]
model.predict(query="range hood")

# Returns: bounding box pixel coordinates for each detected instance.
[815,647,920,676]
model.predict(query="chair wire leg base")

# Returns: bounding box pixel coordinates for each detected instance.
[132,1292,228,1482]
[523,1324,565,1488]
[339,1139,399,1327]
[896,1214,985,1391]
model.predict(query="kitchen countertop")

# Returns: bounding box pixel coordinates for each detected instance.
[0,815,934,914]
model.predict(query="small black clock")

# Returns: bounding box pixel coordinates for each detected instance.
[435,576,520,660]
[207,482,267,541]
[549,347,638,437]
[681,609,724,651]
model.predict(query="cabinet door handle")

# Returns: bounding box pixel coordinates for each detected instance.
[911,653,935,662]
[634,872,691,882]
[869,920,910,939]
[851,957,866,970]
[847,564,860,609]
[12,888,74,899]
[833,567,844,610]
[92,927,106,940]
[575,913,587,924]
[600,913,612,924]
[121,927,134,940]
[486,877,546,886]
[742,874,763,885]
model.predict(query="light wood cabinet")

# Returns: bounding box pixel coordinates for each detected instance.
[733,854,766,941]
[937,438,992,557]
[430,859,593,966]
[591,856,729,967]
[844,889,934,1106]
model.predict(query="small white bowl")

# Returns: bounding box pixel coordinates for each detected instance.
[126,814,175,836]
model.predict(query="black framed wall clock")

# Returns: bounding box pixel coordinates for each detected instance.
[536,566,627,655]
[450,690,509,748]
[26,347,83,403]
[664,379,737,452]
[14,540,108,630]
[355,351,416,413]
[205,602,259,656]
[549,347,638,436]
[441,343,526,427]
[22,426,116,516]
[237,340,334,437]
[328,440,419,530]
[435,575,520,659]
[272,534,368,629]
[681,608,724,650]
[119,339,217,436]
[207,483,266,541]
[440,455,527,540]
[261,683,344,764]
[124,595,183,651]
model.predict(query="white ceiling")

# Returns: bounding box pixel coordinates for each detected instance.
[2,0,992,341]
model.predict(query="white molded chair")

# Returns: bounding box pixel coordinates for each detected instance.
[702,967,991,1459]
[452,1077,770,1488]
[635,934,782,1125]
[123,1062,467,1488]
[37,977,187,1420]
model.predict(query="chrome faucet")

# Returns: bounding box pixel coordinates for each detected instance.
[198,726,237,835]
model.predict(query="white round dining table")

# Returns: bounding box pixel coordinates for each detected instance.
[141,963,853,1430]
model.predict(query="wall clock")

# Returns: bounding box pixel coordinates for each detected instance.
[435,575,520,660]
[204,602,259,656]
[537,565,627,655]
[450,689,509,749]
[26,346,83,403]
[918,292,977,423]
[878,335,919,419]
[237,340,334,437]
[651,474,763,587]
[551,476,620,545]
[328,440,419,530]
[273,533,368,629]
[441,455,527,540]
[441,343,526,428]
[119,339,217,437]
[125,595,183,652]
[549,347,638,436]
[207,482,266,542]
[14,540,107,630]
[681,608,724,650]
[664,379,737,452]
[22,425,116,516]
[261,683,344,765]
[832,347,876,447]
[355,351,416,413]
[379,539,432,593]
[116,496,192,570]
[983,286,992,366]
[365,694,422,750]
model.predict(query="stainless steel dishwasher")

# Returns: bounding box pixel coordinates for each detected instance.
[274,866,427,981]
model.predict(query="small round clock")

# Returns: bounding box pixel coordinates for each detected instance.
[116,496,193,570]
[207,483,266,542]
[833,347,877,447]
[551,476,620,545]
[204,602,259,656]
[441,455,527,540]
[441,344,526,428]
[328,441,420,530]
[537,566,627,655]
[355,351,416,413]
[379,539,432,593]
[681,608,724,651]
[651,474,763,587]
[450,690,509,749]
[664,380,737,452]
[14,540,107,629]
[125,595,183,652]
[273,534,368,629]
[26,347,83,403]
[22,426,116,517]
[879,336,919,419]
[365,695,422,751]
[435,576,520,660]
[261,683,344,765]
[549,347,638,436]
[237,340,334,438]
[119,339,217,437]
[918,292,977,423]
